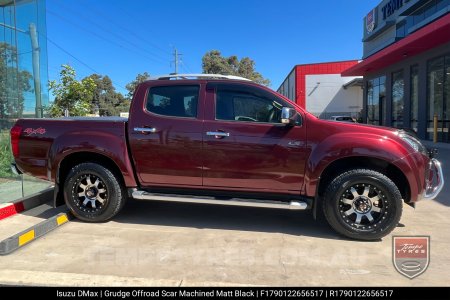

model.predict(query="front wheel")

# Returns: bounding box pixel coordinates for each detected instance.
[64,162,126,222]
[323,169,403,240]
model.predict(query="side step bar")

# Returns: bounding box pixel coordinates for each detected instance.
[131,190,309,210]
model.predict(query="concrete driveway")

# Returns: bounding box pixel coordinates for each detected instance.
[0,147,449,286]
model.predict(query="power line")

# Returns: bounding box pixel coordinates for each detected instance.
[46,37,99,74]
[75,0,172,57]
[49,1,170,62]
[46,36,128,90]
[46,9,169,66]
[119,5,175,55]
[49,65,96,85]
[181,60,194,73]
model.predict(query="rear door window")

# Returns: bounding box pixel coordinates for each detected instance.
[146,85,199,118]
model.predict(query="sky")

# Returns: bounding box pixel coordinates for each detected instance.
[46,0,380,95]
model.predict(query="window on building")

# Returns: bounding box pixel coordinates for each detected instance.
[396,21,406,38]
[427,55,450,142]
[413,12,425,25]
[392,71,405,128]
[380,76,387,125]
[446,55,450,142]
[146,86,199,118]
[366,76,386,125]
[424,1,437,18]
[401,0,449,39]
[0,0,50,204]
[437,0,447,10]
[410,65,419,132]
[367,80,374,124]
[288,72,295,102]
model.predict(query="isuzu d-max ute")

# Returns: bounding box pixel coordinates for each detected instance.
[10,74,444,240]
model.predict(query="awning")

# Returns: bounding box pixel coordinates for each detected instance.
[342,13,450,76]
[343,78,363,89]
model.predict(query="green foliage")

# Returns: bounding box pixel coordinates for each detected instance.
[0,130,14,178]
[0,42,33,120]
[85,74,130,116]
[202,50,270,86]
[125,72,150,100]
[47,65,97,117]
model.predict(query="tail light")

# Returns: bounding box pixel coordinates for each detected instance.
[10,125,22,158]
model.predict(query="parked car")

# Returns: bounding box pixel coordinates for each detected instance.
[330,116,356,123]
[10,74,444,240]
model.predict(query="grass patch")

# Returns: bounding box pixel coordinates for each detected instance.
[0,130,14,178]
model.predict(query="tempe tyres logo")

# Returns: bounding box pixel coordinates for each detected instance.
[393,236,430,279]
[366,8,377,33]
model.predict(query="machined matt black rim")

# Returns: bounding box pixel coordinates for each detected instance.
[72,174,108,213]
[338,183,388,230]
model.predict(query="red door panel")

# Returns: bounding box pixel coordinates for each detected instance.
[203,121,307,191]
[203,82,307,192]
[128,83,204,187]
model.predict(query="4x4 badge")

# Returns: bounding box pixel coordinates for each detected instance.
[393,236,430,279]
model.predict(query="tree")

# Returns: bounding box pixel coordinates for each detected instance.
[48,65,96,117]
[85,74,129,116]
[202,50,270,86]
[125,72,150,100]
[0,42,33,121]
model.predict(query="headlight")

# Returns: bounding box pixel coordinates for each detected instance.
[399,132,427,155]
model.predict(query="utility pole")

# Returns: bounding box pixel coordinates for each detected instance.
[172,48,181,74]
[29,23,42,118]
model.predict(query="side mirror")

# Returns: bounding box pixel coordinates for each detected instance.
[281,107,297,125]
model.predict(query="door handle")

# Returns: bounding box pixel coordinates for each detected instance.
[206,131,230,138]
[134,127,157,134]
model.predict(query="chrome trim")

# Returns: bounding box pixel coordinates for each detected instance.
[132,191,308,210]
[134,127,157,133]
[422,158,444,200]
[151,73,251,81]
[206,131,230,137]
[281,107,292,124]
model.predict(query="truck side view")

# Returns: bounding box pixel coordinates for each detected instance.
[10,74,444,240]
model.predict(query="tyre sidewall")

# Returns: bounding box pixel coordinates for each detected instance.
[324,170,402,240]
[64,163,122,222]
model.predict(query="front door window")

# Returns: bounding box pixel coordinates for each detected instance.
[216,89,283,124]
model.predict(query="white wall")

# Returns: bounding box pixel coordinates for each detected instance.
[305,74,363,118]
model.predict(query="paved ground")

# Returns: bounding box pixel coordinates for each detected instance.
[0,146,449,286]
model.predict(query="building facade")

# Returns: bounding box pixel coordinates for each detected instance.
[343,0,450,142]
[277,61,363,119]
[0,0,50,202]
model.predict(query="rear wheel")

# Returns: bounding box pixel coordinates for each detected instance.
[64,162,126,222]
[323,169,402,240]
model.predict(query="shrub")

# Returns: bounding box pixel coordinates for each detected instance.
[0,130,14,178]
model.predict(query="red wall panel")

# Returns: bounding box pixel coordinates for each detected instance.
[294,60,358,109]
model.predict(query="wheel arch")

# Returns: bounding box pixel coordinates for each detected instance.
[54,151,126,207]
[312,156,410,219]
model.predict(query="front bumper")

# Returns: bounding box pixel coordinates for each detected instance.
[422,158,444,200]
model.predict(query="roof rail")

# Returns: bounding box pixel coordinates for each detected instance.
[150,73,252,81]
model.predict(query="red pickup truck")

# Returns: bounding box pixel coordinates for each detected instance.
[10,74,444,240]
